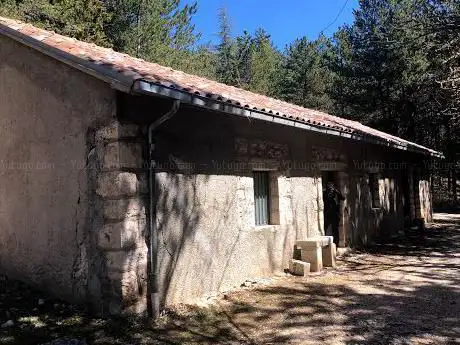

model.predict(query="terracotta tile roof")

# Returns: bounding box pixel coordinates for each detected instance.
[0,16,442,157]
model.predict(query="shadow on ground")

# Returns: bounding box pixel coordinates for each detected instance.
[1,214,459,345]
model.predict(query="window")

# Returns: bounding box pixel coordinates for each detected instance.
[253,171,280,226]
[369,173,381,208]
[254,171,270,225]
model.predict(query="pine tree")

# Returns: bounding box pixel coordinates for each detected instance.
[216,7,239,86]
[4,0,111,46]
[327,26,355,118]
[248,28,282,96]
[277,36,334,111]
[0,0,19,17]
[234,30,253,87]
[105,0,199,66]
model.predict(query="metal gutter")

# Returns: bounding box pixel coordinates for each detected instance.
[0,23,133,93]
[132,80,444,159]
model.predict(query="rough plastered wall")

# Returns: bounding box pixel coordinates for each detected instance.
[149,106,325,305]
[114,95,434,311]
[0,35,116,305]
[345,143,408,246]
[347,169,404,246]
[154,172,324,305]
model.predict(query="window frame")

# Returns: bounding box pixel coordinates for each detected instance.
[253,171,271,226]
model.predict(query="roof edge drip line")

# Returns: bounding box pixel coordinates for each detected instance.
[132,80,444,159]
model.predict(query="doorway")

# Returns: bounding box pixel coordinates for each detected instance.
[402,171,411,226]
[322,171,342,246]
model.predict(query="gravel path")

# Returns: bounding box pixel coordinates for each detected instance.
[1,213,459,344]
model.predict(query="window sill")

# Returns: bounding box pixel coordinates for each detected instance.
[250,225,280,232]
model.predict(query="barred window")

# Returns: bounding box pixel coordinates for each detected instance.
[254,171,270,225]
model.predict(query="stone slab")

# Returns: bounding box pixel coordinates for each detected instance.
[289,259,311,276]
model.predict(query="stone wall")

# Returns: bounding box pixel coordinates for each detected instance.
[0,34,151,315]
[135,104,426,307]
[0,33,435,315]
[347,171,405,246]
[0,35,116,304]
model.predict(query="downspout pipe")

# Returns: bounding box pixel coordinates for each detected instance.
[148,100,180,318]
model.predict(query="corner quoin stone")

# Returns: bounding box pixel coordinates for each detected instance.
[96,122,140,141]
[97,218,141,250]
[103,142,144,170]
[103,198,145,221]
[96,171,138,198]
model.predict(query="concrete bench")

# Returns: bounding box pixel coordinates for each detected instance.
[296,236,336,272]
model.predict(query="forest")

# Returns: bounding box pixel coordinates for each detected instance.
[1,0,459,205]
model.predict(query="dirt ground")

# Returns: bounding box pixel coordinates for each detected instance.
[1,213,459,345]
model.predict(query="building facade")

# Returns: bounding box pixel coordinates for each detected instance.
[0,17,439,315]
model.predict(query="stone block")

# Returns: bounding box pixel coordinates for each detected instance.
[300,245,323,272]
[108,269,147,307]
[97,172,138,198]
[289,259,310,276]
[103,198,145,220]
[105,251,129,272]
[105,250,147,273]
[98,218,140,250]
[96,122,139,141]
[296,237,336,272]
[103,142,144,170]
[322,243,337,268]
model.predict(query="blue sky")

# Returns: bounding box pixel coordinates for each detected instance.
[186,0,359,49]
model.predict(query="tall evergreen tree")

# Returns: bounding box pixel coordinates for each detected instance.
[234,30,253,87]
[330,0,436,139]
[327,26,355,118]
[248,28,282,96]
[2,0,111,46]
[277,36,334,111]
[216,7,239,86]
[105,0,199,66]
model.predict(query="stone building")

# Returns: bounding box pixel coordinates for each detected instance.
[0,17,442,315]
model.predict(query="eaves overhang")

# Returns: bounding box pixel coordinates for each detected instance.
[132,79,445,159]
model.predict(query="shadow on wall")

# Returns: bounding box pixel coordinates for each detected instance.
[350,174,403,247]
[153,167,284,306]
[154,171,205,306]
[153,162,329,306]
